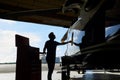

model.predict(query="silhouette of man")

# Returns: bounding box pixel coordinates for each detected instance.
[43,32,71,80]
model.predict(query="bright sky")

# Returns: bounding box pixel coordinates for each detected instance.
[0,18,68,63]
[0,18,119,63]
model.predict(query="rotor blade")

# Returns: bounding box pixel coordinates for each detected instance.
[61,30,68,43]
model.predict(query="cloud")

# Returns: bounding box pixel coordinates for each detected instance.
[18,32,41,47]
[0,30,17,63]
[56,45,68,57]
[0,29,41,63]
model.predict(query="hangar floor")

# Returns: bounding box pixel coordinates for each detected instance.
[70,70,120,80]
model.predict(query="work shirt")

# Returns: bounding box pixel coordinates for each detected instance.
[44,40,60,62]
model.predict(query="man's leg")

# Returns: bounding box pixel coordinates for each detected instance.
[47,62,55,80]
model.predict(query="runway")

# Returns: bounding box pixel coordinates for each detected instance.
[0,64,120,80]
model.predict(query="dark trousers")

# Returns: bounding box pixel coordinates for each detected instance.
[46,58,55,80]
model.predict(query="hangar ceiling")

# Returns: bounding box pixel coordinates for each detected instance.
[0,0,119,28]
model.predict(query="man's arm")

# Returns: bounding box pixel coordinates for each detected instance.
[43,47,46,53]
[43,42,47,54]
[59,41,72,45]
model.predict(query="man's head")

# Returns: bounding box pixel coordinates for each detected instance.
[48,32,56,40]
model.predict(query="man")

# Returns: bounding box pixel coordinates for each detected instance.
[43,32,71,80]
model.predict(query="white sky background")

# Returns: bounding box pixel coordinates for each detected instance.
[0,19,68,63]
[0,30,16,63]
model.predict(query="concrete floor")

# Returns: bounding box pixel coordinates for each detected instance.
[70,70,120,80]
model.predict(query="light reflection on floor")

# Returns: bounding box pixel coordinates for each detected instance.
[70,70,120,80]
